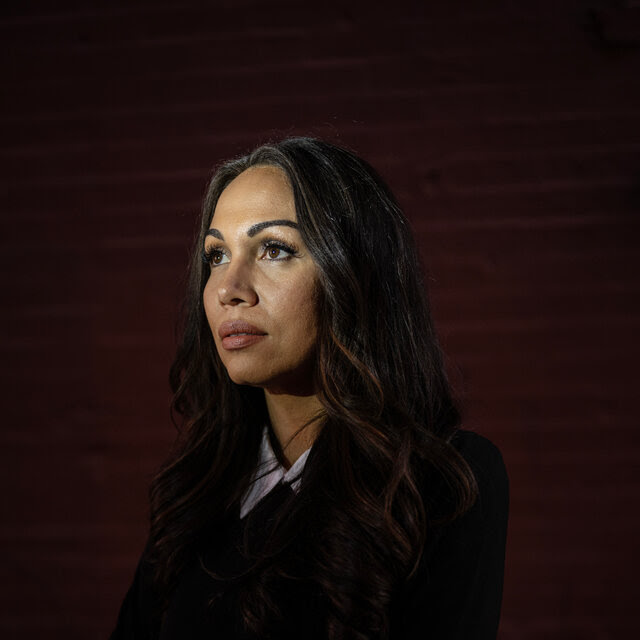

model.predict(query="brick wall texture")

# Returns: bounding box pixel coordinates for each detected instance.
[2,1,639,638]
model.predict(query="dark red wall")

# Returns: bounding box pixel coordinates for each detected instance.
[2,1,639,638]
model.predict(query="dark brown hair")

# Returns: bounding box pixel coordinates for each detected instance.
[149,137,477,638]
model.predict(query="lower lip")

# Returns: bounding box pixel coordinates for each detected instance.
[221,333,266,350]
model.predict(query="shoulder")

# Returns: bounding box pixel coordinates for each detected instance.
[390,431,509,637]
[450,429,509,491]
[416,429,509,554]
[448,429,510,527]
[451,429,505,464]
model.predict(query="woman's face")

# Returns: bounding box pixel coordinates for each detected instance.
[203,166,320,394]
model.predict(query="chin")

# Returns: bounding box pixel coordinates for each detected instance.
[222,362,273,388]
[225,364,315,396]
[228,374,266,388]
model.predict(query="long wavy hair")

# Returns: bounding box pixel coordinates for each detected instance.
[149,137,477,638]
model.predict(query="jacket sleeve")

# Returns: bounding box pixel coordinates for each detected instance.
[109,544,162,640]
[391,432,509,639]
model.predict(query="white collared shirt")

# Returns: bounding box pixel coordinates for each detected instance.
[240,428,311,519]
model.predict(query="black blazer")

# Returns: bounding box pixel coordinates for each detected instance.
[110,430,509,639]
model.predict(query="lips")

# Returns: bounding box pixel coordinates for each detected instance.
[218,320,267,350]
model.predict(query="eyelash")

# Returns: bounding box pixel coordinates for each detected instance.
[202,239,299,267]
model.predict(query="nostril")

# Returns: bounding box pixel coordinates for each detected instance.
[217,283,258,307]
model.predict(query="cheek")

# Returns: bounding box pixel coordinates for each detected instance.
[202,279,227,355]
[289,279,320,341]
[202,278,216,324]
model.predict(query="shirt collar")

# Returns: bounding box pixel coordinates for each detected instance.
[240,427,312,519]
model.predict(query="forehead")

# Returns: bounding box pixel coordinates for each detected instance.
[210,165,295,227]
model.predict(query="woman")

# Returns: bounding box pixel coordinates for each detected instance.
[111,137,509,639]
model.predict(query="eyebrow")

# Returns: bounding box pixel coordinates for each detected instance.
[205,219,299,241]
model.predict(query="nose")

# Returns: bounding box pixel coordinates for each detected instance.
[217,260,258,307]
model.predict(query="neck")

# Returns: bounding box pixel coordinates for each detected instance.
[263,389,324,468]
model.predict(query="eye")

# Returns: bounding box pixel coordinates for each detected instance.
[203,246,229,267]
[262,241,297,261]
[266,246,285,259]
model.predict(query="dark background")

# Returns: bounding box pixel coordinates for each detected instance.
[2,1,639,638]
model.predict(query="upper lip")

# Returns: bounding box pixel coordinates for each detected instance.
[218,320,266,340]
